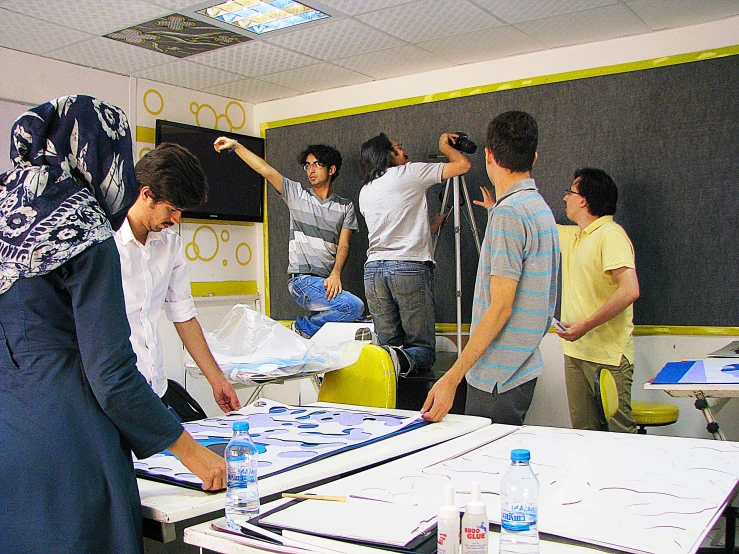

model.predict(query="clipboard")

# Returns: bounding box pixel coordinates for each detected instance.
[245,499,438,553]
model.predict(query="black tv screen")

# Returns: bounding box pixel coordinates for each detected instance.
[155,120,265,222]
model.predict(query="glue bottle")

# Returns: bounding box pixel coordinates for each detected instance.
[438,485,460,554]
[461,481,488,554]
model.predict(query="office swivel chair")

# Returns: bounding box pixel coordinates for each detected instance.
[317,344,396,408]
[595,368,620,431]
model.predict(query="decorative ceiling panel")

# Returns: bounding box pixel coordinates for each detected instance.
[106,13,250,58]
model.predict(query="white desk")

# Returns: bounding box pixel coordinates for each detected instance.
[645,381,739,440]
[139,403,490,542]
[184,425,739,554]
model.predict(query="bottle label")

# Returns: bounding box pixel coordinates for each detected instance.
[227,462,257,487]
[501,503,537,532]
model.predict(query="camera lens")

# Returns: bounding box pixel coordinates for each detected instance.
[452,132,477,154]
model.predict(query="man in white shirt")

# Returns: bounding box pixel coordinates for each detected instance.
[115,143,240,418]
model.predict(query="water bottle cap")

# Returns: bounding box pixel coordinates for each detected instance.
[233,421,250,432]
[511,448,530,462]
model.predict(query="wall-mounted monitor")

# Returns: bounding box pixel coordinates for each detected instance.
[155,120,265,222]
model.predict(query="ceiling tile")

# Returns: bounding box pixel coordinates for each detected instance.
[259,62,372,93]
[418,25,545,65]
[264,17,405,60]
[470,0,617,24]
[0,0,169,35]
[134,59,244,90]
[626,0,739,31]
[356,0,503,44]
[47,37,171,75]
[0,8,94,55]
[189,40,318,77]
[144,0,203,10]
[333,44,452,79]
[205,78,301,103]
[313,0,415,16]
[516,4,651,48]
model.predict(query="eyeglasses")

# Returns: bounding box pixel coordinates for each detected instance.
[564,189,584,197]
[303,161,326,171]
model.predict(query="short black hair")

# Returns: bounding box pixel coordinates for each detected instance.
[135,143,207,210]
[574,167,618,217]
[486,111,538,173]
[298,144,342,183]
[359,132,394,185]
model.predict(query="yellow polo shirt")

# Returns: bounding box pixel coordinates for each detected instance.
[558,216,635,366]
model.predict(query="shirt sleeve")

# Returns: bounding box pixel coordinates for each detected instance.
[342,200,358,231]
[487,204,527,281]
[64,239,183,459]
[164,233,197,323]
[601,228,636,272]
[406,162,444,189]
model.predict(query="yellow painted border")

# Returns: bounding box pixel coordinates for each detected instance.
[260,44,739,329]
[261,45,739,134]
[136,125,156,144]
[191,280,258,297]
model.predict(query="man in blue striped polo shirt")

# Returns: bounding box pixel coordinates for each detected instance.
[422,111,559,424]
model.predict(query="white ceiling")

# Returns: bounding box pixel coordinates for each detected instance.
[1,0,738,104]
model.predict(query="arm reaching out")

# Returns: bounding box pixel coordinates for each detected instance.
[167,430,227,491]
[214,136,284,194]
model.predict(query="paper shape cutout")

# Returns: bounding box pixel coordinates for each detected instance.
[135,399,426,488]
[653,358,739,384]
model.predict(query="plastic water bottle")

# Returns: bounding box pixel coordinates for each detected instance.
[225,421,260,530]
[499,449,539,554]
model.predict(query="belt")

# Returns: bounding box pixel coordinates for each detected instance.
[290,273,323,279]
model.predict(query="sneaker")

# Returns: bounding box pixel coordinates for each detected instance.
[290,321,310,339]
[354,327,379,344]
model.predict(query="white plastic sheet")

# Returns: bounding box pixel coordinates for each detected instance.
[185,304,364,385]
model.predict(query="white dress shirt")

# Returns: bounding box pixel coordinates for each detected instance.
[114,219,197,397]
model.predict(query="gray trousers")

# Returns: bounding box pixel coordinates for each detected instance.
[564,355,636,433]
[465,378,537,425]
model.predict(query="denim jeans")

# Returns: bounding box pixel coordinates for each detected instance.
[364,261,436,371]
[288,275,365,337]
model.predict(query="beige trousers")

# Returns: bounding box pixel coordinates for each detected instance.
[564,355,636,433]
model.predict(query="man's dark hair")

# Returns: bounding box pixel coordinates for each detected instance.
[574,167,618,217]
[135,142,208,210]
[359,133,395,185]
[298,144,343,183]
[486,111,538,173]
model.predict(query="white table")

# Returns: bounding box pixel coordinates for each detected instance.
[184,425,739,554]
[645,381,739,440]
[139,403,490,542]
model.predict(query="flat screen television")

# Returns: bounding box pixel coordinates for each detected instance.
[155,120,265,222]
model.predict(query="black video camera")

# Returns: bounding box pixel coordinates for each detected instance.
[451,132,477,154]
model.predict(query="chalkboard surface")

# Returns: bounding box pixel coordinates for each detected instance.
[265,54,739,327]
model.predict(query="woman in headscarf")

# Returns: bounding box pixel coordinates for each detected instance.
[0,95,226,553]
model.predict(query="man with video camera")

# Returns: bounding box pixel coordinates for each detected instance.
[358,132,471,376]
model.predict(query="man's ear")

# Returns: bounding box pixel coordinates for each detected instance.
[328,165,336,175]
[485,147,495,167]
[533,152,538,167]
[139,186,154,203]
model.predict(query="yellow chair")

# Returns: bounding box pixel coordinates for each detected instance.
[595,368,619,431]
[631,401,679,434]
[317,344,396,408]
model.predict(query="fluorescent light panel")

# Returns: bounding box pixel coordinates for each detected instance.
[199,0,328,34]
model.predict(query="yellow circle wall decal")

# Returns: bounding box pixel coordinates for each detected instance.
[223,259,228,267]
[220,230,230,242]
[226,101,246,130]
[186,225,219,262]
[236,242,252,266]
[191,103,217,128]
[138,147,152,160]
[143,90,164,115]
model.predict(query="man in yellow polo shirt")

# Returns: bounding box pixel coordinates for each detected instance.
[557,168,640,433]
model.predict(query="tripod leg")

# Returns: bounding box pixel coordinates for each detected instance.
[460,176,482,255]
[432,178,452,257]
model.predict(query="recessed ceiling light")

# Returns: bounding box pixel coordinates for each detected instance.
[198,0,329,35]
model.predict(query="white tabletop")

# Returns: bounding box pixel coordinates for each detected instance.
[138,403,490,525]
[645,381,739,397]
[184,424,739,554]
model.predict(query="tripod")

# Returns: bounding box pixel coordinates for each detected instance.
[432,174,482,356]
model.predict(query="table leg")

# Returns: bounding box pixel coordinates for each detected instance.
[695,391,728,440]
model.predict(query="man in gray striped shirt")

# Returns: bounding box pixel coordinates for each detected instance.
[422,111,559,424]
[214,137,363,337]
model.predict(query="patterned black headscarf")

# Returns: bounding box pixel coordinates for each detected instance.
[0,95,137,295]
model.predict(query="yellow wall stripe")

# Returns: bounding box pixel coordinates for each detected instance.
[260,45,739,135]
[137,125,156,144]
[182,218,254,226]
[191,280,258,297]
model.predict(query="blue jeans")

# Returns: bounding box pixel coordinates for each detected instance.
[288,275,365,337]
[364,261,436,371]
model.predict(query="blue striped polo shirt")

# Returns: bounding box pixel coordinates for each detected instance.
[467,178,560,394]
